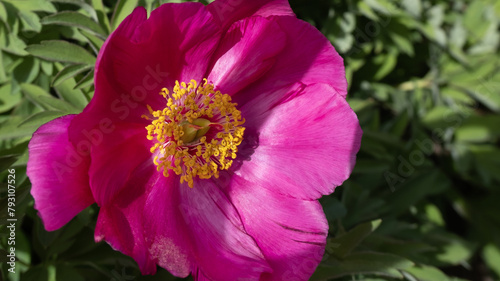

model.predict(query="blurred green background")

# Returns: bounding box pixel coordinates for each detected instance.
[0,0,499,280]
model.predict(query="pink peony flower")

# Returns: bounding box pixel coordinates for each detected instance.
[27,0,362,280]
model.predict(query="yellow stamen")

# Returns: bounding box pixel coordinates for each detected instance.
[144,79,245,188]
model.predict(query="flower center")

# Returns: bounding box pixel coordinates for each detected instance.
[143,79,245,187]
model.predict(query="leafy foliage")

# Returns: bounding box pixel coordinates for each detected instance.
[0,0,499,280]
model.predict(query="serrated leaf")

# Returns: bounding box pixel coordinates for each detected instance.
[111,0,139,31]
[41,11,107,39]
[52,64,93,87]
[26,40,96,65]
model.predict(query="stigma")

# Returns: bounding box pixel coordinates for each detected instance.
[143,79,245,187]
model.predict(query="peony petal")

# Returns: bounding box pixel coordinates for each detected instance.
[69,3,222,144]
[207,16,286,96]
[207,0,294,29]
[226,175,328,281]
[87,123,151,206]
[231,16,347,113]
[144,172,274,279]
[142,171,193,277]
[95,160,157,275]
[237,83,362,200]
[27,115,94,231]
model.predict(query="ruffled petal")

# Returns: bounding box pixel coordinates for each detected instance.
[95,160,157,274]
[144,175,272,280]
[69,3,222,144]
[207,16,286,96]
[231,16,347,113]
[27,115,94,231]
[87,123,151,206]
[237,83,362,200]
[207,0,294,29]
[226,175,328,281]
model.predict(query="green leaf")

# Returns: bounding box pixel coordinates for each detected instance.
[483,244,500,278]
[90,0,111,34]
[13,56,40,84]
[111,0,139,31]
[0,154,19,171]
[0,52,7,83]
[26,40,96,65]
[372,51,398,80]
[405,265,450,281]
[73,69,94,89]
[41,11,107,39]
[0,116,38,140]
[456,115,500,143]
[20,83,79,113]
[3,0,56,13]
[40,60,54,76]
[55,266,85,281]
[18,10,42,32]
[52,64,93,87]
[464,1,490,42]
[0,83,22,113]
[53,63,89,109]
[468,81,500,113]
[421,106,466,130]
[329,219,382,258]
[312,252,413,280]
[0,2,7,26]
[18,111,66,128]
[79,29,105,51]
[49,0,98,22]
[2,33,29,56]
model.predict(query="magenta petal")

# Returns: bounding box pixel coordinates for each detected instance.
[69,3,221,144]
[227,175,328,281]
[207,0,294,29]
[232,16,347,111]
[87,123,151,206]
[27,115,94,231]
[238,83,362,200]
[95,161,157,275]
[143,172,193,277]
[207,16,286,96]
[178,177,271,280]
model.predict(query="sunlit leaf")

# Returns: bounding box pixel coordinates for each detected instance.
[26,40,96,65]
